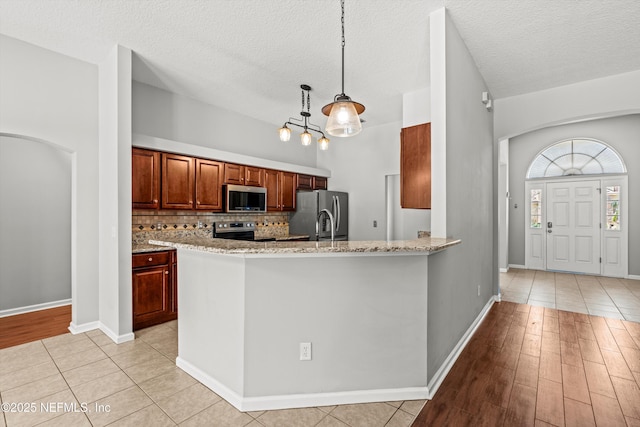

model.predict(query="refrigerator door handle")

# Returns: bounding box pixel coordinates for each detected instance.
[335,195,341,232]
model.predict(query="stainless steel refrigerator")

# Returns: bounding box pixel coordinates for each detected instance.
[290,190,348,241]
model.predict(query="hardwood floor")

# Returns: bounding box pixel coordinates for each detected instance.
[413,301,640,426]
[0,305,71,349]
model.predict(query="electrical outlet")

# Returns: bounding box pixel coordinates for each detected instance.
[477,285,481,296]
[300,342,312,361]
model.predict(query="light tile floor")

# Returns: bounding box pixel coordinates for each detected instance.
[0,320,424,426]
[500,269,640,322]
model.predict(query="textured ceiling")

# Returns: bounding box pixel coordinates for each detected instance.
[1,0,639,130]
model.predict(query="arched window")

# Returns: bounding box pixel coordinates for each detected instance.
[526,139,626,179]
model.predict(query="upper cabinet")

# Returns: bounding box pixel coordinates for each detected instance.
[313,176,328,190]
[132,148,160,209]
[265,170,296,212]
[297,174,313,191]
[195,158,224,211]
[133,147,325,212]
[161,153,195,209]
[224,164,264,187]
[400,123,431,209]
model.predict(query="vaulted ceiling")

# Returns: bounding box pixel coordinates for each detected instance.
[1,0,639,129]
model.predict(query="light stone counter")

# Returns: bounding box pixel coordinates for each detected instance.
[148,235,460,256]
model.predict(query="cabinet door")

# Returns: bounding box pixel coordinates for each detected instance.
[280,171,297,211]
[313,176,328,190]
[162,153,195,209]
[224,163,245,185]
[132,264,170,330]
[297,174,313,190]
[244,166,264,187]
[195,159,224,211]
[264,169,280,211]
[132,148,160,209]
[400,123,431,209]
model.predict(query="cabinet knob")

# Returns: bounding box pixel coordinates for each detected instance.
[148,257,153,262]
[197,200,200,205]
[165,271,169,275]
[153,199,158,203]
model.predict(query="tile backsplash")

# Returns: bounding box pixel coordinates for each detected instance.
[132,210,291,239]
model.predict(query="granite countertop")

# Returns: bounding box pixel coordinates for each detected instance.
[148,235,461,255]
[132,243,175,254]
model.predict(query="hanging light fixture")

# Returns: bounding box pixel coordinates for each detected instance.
[322,0,365,137]
[278,84,330,150]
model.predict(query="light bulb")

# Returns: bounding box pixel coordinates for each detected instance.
[325,101,362,137]
[279,126,291,142]
[318,137,329,151]
[300,130,312,146]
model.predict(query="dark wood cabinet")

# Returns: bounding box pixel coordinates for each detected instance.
[223,163,245,185]
[401,123,431,209]
[195,158,224,211]
[264,169,280,211]
[264,169,295,211]
[280,171,296,211]
[297,174,313,190]
[244,166,264,186]
[224,163,264,187]
[313,176,328,190]
[161,153,195,209]
[132,148,160,209]
[132,250,177,331]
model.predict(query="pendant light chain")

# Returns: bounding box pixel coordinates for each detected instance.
[341,0,345,96]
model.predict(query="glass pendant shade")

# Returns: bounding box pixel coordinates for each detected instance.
[318,136,330,151]
[300,130,312,146]
[279,126,291,142]
[325,101,362,137]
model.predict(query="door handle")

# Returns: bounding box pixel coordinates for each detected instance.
[547,221,552,228]
[547,230,552,233]
[335,196,341,232]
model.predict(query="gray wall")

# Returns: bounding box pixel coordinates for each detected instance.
[0,136,71,310]
[508,114,640,275]
[0,34,99,324]
[427,10,496,383]
[132,81,317,168]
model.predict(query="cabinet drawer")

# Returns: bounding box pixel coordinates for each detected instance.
[133,251,170,268]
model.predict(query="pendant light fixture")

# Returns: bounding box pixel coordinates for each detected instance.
[278,84,331,150]
[322,0,365,137]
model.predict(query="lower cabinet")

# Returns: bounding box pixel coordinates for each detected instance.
[132,250,177,331]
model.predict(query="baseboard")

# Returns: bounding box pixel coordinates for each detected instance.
[176,357,429,412]
[508,264,526,269]
[628,274,640,280]
[0,299,71,318]
[499,267,509,273]
[99,323,135,344]
[68,321,100,335]
[68,321,134,344]
[426,295,497,399]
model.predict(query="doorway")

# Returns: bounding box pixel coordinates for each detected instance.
[525,176,628,277]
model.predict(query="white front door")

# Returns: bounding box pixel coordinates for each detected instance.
[546,181,600,274]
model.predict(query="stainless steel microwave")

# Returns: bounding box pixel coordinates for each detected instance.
[224,184,267,212]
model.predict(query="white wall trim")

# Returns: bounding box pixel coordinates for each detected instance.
[68,320,134,344]
[628,274,640,280]
[426,295,497,399]
[177,357,428,412]
[0,299,71,318]
[509,264,526,270]
[499,267,509,273]
[99,323,135,344]
[68,320,100,335]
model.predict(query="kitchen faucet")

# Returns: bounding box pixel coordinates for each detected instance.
[316,209,335,242]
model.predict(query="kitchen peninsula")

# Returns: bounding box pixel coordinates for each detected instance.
[149,234,461,411]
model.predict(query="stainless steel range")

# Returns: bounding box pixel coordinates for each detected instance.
[213,221,257,240]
